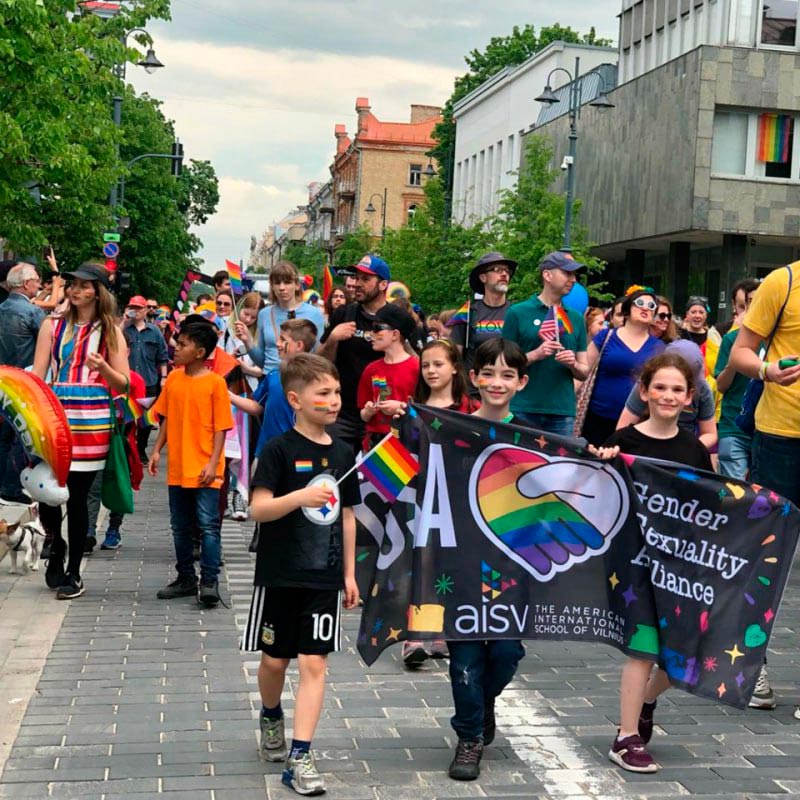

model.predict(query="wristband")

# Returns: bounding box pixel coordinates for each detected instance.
[759,361,770,382]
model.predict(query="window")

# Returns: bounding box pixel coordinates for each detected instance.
[408,164,422,186]
[712,112,749,175]
[407,203,418,222]
[761,0,799,45]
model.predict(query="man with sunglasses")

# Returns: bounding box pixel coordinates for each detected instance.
[123,295,169,462]
[318,254,389,455]
[451,252,516,392]
[146,299,159,320]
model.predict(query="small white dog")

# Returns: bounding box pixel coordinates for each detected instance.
[0,506,46,574]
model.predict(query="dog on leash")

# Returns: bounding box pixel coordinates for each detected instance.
[0,505,46,574]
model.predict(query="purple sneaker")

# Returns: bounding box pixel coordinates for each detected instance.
[608,733,658,773]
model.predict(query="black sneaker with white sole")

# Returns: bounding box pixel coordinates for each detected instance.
[157,576,198,599]
[56,574,85,600]
[45,544,66,589]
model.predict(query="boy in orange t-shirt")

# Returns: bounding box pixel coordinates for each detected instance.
[149,321,234,607]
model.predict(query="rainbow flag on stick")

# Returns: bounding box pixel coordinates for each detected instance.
[338,433,419,504]
[446,300,470,327]
[225,259,243,296]
[757,114,793,163]
[539,304,573,343]
[322,264,334,302]
[115,395,141,425]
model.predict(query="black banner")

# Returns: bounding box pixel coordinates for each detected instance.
[355,405,799,709]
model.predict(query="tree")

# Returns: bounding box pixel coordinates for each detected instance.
[0,0,170,256]
[430,24,613,192]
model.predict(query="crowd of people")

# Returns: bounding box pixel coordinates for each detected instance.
[0,247,799,795]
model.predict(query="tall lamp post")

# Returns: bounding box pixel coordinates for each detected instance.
[535,58,614,252]
[364,189,388,238]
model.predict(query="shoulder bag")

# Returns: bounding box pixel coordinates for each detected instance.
[102,381,135,515]
[735,265,793,435]
[573,327,614,437]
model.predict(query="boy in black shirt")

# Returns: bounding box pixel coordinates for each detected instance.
[242,354,359,795]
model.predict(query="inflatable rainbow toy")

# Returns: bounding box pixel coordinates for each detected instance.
[0,366,72,486]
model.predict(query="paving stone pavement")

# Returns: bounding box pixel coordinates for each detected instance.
[0,472,798,799]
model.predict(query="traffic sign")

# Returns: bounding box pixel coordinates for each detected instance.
[103,232,121,243]
[103,242,120,258]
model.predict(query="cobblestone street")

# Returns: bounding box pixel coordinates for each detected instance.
[0,472,798,799]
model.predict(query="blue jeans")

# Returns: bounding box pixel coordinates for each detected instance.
[512,411,575,438]
[717,436,751,481]
[0,419,26,502]
[751,431,800,507]
[168,486,221,583]
[448,640,525,741]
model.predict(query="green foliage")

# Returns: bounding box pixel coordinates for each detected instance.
[333,225,375,271]
[282,240,328,278]
[430,23,613,186]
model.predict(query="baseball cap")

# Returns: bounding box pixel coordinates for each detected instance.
[538,251,586,272]
[126,295,147,308]
[469,252,518,294]
[351,254,391,282]
[375,303,416,340]
[62,263,112,291]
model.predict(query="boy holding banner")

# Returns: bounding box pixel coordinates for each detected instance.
[447,337,529,781]
[243,354,359,796]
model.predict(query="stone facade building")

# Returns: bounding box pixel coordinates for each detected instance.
[529,0,800,319]
[330,98,440,237]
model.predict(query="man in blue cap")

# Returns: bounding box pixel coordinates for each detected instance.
[502,251,589,436]
[319,254,389,455]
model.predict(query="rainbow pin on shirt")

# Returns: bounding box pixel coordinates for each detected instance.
[295,460,313,473]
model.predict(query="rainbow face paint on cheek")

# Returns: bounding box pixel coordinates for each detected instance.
[313,401,329,411]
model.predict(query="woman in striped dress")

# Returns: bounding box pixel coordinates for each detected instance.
[33,263,129,599]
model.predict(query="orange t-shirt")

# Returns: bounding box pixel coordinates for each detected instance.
[152,369,234,488]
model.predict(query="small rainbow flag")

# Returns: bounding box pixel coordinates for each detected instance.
[225,259,243,296]
[539,304,573,341]
[757,114,793,163]
[446,300,470,327]
[556,305,573,334]
[359,435,419,503]
[372,375,389,400]
[322,264,334,302]
[295,460,313,473]
[115,395,141,425]
[141,406,160,428]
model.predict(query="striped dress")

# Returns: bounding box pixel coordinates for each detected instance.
[51,319,112,472]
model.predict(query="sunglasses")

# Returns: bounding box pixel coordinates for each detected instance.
[372,322,394,333]
[216,301,232,308]
[632,298,657,311]
[656,312,671,321]
[146,305,158,310]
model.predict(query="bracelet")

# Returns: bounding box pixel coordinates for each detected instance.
[759,361,770,381]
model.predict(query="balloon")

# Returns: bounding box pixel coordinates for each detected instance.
[563,282,589,315]
[303,289,320,304]
[0,366,72,487]
[21,462,69,505]
[386,281,410,301]
[301,275,314,289]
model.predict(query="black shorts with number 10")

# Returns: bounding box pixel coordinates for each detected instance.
[241,587,342,657]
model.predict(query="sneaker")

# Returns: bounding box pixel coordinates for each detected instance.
[748,665,777,709]
[198,579,220,607]
[483,698,496,746]
[100,528,122,550]
[156,576,198,599]
[258,714,287,762]
[793,706,800,720]
[608,733,658,773]
[44,544,66,589]
[448,738,483,781]
[56,574,85,600]
[282,751,325,796]
[402,641,428,667]
[84,532,96,556]
[427,640,449,659]
[639,700,656,743]
[231,492,249,521]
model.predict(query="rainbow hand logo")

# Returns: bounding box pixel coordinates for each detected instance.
[468,445,629,582]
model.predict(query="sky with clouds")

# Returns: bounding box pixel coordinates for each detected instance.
[131,0,620,271]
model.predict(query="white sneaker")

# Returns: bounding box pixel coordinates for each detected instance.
[748,665,777,710]
[282,751,325,795]
[231,492,249,521]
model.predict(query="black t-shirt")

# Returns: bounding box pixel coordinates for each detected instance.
[321,303,382,422]
[252,428,360,588]
[680,328,708,346]
[605,425,713,471]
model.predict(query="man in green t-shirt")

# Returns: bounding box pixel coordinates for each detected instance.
[714,278,761,479]
[502,252,588,436]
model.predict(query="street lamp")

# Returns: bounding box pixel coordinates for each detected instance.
[365,188,388,238]
[535,58,615,252]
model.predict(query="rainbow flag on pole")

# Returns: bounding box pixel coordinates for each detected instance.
[446,300,470,327]
[757,114,793,163]
[359,434,419,503]
[226,259,243,295]
[322,264,334,302]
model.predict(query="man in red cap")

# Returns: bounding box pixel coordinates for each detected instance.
[123,295,169,462]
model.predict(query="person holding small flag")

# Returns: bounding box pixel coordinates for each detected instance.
[449,252,516,389]
[502,251,588,436]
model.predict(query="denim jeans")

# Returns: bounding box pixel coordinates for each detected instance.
[447,640,525,741]
[168,486,221,583]
[0,419,26,502]
[751,431,800,507]
[512,411,575,439]
[717,436,752,481]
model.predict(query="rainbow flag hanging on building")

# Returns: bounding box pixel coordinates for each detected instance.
[359,434,419,503]
[757,114,793,163]
[322,264,334,302]
[225,259,243,295]
[446,300,470,327]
